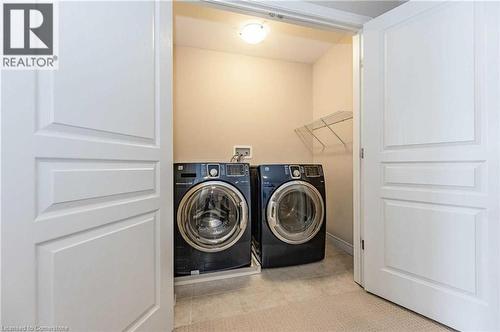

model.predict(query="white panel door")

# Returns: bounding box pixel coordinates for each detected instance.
[1,1,174,331]
[362,1,500,330]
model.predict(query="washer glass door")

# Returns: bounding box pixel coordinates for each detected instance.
[267,180,324,244]
[177,181,248,252]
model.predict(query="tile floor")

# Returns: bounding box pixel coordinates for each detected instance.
[174,244,447,331]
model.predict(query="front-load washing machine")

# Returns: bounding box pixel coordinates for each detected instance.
[251,164,326,268]
[174,162,251,276]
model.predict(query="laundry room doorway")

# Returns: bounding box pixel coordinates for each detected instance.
[172,0,363,286]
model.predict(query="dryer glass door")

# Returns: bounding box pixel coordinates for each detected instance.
[267,180,324,244]
[177,181,248,252]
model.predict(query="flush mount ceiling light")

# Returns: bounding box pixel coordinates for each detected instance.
[239,23,268,44]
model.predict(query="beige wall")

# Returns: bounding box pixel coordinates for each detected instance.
[174,43,353,244]
[312,39,354,245]
[174,46,313,164]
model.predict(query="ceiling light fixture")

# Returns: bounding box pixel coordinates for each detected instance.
[239,23,268,44]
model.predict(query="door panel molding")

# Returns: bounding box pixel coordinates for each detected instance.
[382,162,482,190]
[383,199,480,294]
[36,159,158,217]
[37,213,159,329]
[382,2,476,148]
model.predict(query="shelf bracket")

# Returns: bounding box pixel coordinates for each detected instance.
[295,128,313,152]
[304,125,325,149]
[320,118,346,145]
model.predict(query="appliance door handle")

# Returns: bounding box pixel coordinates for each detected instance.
[269,201,277,223]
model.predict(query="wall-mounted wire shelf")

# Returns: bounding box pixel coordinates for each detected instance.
[295,111,353,149]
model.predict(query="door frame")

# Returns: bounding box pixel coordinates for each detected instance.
[196,0,366,285]
[352,33,363,285]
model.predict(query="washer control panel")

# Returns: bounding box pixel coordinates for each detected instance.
[304,165,322,177]
[207,164,220,178]
[289,165,301,179]
[226,163,247,176]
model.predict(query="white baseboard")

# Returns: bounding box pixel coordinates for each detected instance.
[326,232,353,256]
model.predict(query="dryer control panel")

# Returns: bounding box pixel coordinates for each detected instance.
[286,165,323,179]
[260,164,324,187]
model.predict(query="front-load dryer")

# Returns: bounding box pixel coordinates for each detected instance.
[251,164,326,268]
[174,163,251,276]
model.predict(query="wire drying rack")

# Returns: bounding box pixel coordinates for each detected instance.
[295,111,353,150]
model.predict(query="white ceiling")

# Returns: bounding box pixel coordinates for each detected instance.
[308,1,405,18]
[174,2,352,64]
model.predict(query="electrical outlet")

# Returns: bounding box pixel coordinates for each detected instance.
[234,145,252,159]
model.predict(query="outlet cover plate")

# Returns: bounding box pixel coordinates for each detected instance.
[234,145,252,159]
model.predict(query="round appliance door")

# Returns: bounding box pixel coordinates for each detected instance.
[266,180,324,245]
[177,181,248,253]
